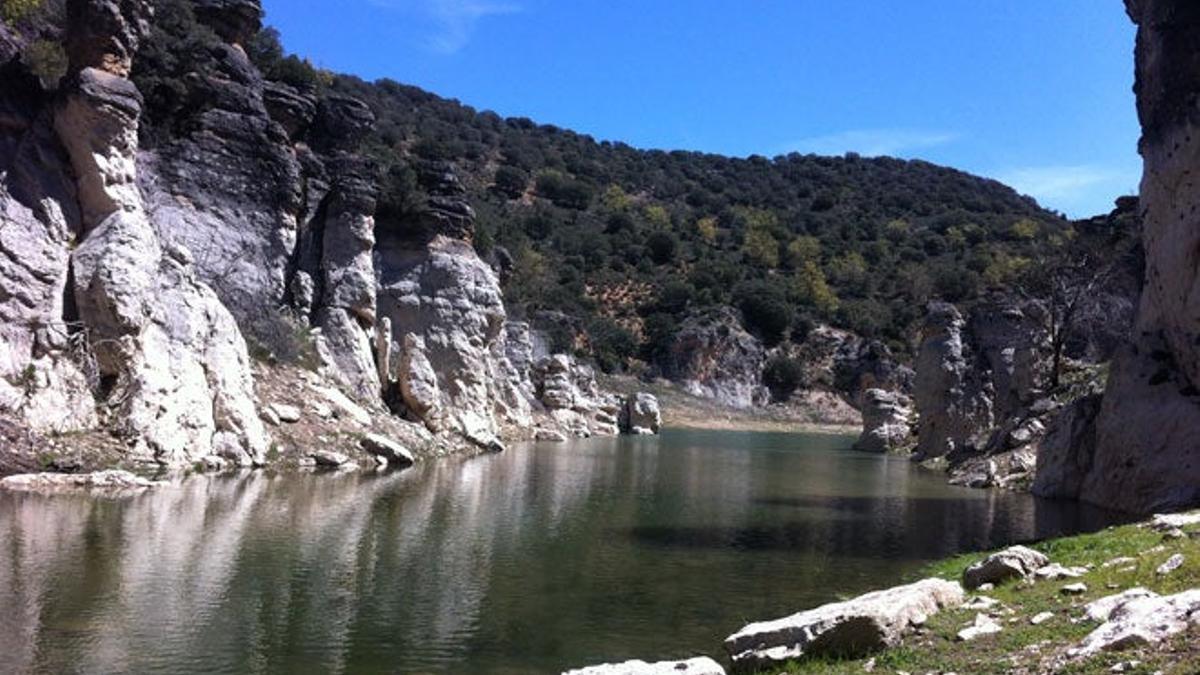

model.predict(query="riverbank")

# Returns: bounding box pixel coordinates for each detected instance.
[765,516,1200,674]
[600,375,861,436]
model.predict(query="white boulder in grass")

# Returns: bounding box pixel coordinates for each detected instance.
[723,578,963,671]
[1071,590,1200,657]
[962,545,1049,590]
[563,656,725,675]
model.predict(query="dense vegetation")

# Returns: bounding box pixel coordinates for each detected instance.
[124,4,1120,376]
[322,65,1071,369]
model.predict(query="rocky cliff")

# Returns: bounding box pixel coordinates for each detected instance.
[0,0,657,473]
[1035,0,1200,514]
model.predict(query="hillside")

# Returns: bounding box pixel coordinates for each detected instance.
[321,74,1068,367]
[121,7,1072,376]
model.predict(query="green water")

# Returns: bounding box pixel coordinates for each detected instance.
[0,429,1123,674]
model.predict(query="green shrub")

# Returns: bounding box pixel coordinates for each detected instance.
[21,39,66,86]
[734,280,793,347]
[763,355,805,402]
[2,0,43,24]
[493,165,528,198]
[587,317,637,373]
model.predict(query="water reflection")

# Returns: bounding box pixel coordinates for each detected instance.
[0,430,1125,674]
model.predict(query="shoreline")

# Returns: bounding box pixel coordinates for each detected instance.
[600,374,864,438]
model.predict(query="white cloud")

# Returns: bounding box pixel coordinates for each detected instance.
[779,129,961,158]
[368,0,520,54]
[994,164,1141,217]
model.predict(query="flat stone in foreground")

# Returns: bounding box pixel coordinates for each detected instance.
[723,578,963,671]
[563,657,725,675]
[0,470,162,492]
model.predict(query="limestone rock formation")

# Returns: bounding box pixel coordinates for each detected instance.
[666,307,769,409]
[531,353,622,438]
[962,545,1049,590]
[796,325,914,407]
[0,0,270,466]
[723,578,964,671]
[139,9,303,330]
[0,469,161,492]
[621,392,662,435]
[853,389,914,453]
[1035,0,1200,513]
[913,302,995,458]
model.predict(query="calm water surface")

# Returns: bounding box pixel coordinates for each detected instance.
[0,429,1125,674]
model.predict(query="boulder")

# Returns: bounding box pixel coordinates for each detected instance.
[535,428,568,442]
[268,403,302,423]
[1084,588,1159,622]
[723,578,963,671]
[1071,590,1200,657]
[1155,554,1184,576]
[622,392,662,435]
[956,613,1003,642]
[1149,511,1200,532]
[563,657,725,675]
[0,470,161,492]
[1033,563,1088,580]
[309,450,350,468]
[853,389,913,453]
[963,546,1049,590]
[359,433,415,467]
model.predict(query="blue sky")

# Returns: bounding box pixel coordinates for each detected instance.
[261,1,1141,219]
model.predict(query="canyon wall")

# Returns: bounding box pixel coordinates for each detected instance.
[1035,0,1200,513]
[0,0,654,470]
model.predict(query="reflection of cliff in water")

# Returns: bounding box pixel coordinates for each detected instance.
[0,431,1126,673]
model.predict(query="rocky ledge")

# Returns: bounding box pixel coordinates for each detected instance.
[0,470,163,492]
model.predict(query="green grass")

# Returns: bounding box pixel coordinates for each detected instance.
[769,520,1200,674]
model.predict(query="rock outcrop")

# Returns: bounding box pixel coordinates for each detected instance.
[665,308,769,409]
[621,392,662,435]
[1034,0,1200,513]
[530,353,622,437]
[853,389,914,453]
[913,302,996,458]
[0,0,268,466]
[4,0,651,472]
[723,578,964,672]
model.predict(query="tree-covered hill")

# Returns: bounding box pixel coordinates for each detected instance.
[121,6,1078,374]
[322,69,1067,367]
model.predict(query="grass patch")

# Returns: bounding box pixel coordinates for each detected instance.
[769,521,1200,674]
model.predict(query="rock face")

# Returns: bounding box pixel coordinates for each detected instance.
[913,303,995,458]
[1,0,653,469]
[666,308,769,408]
[0,0,267,466]
[853,389,913,453]
[723,578,964,671]
[1035,1,1200,514]
[530,353,622,437]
